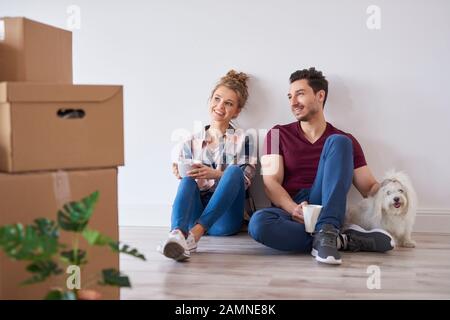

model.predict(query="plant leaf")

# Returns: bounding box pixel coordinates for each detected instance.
[33,218,60,256]
[60,249,87,266]
[0,219,59,261]
[22,260,63,285]
[82,229,146,261]
[99,268,131,287]
[82,229,114,246]
[109,242,146,261]
[57,191,99,232]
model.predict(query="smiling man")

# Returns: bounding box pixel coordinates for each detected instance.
[248,67,395,265]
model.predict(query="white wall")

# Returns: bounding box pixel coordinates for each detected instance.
[2,0,450,232]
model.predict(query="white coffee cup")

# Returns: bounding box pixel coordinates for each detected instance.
[178,159,201,178]
[303,204,322,233]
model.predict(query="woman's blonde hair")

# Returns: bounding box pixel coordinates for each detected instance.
[210,70,249,109]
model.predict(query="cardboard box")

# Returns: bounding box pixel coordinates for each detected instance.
[0,168,119,299]
[0,17,72,83]
[0,82,124,172]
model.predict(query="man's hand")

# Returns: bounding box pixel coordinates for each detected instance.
[291,201,308,224]
[172,163,181,179]
[188,163,223,180]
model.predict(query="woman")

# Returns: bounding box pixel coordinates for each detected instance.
[159,70,256,261]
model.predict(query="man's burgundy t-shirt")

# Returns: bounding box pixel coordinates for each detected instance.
[263,121,367,197]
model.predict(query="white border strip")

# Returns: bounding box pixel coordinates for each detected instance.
[0,20,5,41]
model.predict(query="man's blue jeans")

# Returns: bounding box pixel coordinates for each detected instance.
[248,134,354,252]
[171,165,245,236]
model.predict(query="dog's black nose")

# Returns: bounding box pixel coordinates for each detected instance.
[394,197,400,202]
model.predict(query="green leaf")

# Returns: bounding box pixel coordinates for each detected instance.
[57,191,99,232]
[99,268,131,287]
[109,242,146,261]
[33,218,60,256]
[45,289,77,300]
[0,219,59,261]
[22,260,63,285]
[60,249,87,265]
[82,229,146,261]
[82,229,114,246]
[34,218,59,238]
[45,290,63,300]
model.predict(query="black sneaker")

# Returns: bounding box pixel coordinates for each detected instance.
[341,224,395,252]
[311,224,342,265]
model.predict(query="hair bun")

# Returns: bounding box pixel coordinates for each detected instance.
[222,69,249,87]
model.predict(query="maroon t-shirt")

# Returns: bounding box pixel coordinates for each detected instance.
[263,121,367,197]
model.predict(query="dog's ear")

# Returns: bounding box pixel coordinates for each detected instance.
[400,175,418,218]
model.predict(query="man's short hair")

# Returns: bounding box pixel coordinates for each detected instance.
[289,67,328,107]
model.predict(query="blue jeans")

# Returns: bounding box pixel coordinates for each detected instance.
[248,134,354,252]
[171,165,245,236]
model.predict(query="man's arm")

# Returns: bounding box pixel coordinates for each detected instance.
[261,154,298,214]
[353,165,380,198]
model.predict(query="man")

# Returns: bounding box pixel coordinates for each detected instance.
[248,67,394,265]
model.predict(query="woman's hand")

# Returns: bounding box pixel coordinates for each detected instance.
[291,201,308,224]
[172,163,181,179]
[187,163,223,180]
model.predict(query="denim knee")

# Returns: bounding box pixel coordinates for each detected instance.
[180,176,197,186]
[248,210,312,253]
[222,165,244,180]
[248,210,269,241]
[325,134,352,151]
[207,220,242,237]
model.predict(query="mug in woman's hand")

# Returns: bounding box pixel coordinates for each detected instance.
[178,159,201,177]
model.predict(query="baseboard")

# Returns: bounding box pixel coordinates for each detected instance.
[119,204,450,234]
[414,208,450,233]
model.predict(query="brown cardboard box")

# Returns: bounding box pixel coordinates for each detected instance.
[0,17,72,83]
[0,82,124,172]
[0,168,119,299]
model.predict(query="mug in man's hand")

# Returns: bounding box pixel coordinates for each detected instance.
[303,204,323,233]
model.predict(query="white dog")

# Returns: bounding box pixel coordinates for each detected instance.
[345,170,417,248]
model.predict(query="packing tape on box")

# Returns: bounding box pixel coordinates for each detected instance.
[0,20,5,41]
[52,170,72,208]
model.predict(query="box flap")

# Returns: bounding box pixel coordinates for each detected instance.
[0,17,70,33]
[0,82,122,103]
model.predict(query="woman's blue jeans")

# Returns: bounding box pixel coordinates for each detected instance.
[248,134,354,252]
[171,165,245,236]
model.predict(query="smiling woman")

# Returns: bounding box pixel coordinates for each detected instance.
[158,70,257,262]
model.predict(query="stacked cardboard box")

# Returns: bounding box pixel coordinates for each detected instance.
[0,17,124,299]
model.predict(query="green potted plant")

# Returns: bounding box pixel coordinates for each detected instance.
[0,191,145,300]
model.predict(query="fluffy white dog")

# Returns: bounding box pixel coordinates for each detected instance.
[345,170,417,248]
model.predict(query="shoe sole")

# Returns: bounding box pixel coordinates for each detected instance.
[311,248,342,265]
[163,242,190,261]
[344,224,395,251]
[189,246,197,253]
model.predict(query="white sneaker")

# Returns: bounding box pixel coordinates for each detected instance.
[186,231,198,253]
[157,230,190,261]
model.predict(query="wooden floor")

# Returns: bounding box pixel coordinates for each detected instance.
[119,226,450,299]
